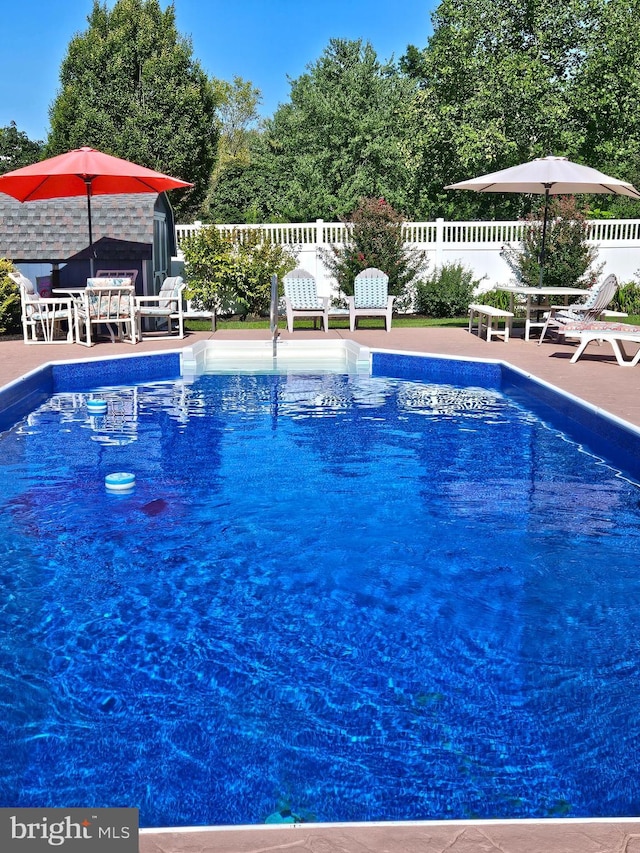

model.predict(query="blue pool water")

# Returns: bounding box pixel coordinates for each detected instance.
[1,366,640,827]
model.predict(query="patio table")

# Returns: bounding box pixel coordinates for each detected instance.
[494,285,591,342]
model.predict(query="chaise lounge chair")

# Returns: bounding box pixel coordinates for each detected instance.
[538,273,619,345]
[560,319,640,365]
[346,268,395,332]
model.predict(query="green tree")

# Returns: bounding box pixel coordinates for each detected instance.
[211,76,262,167]
[571,0,640,218]
[47,0,219,219]
[250,39,416,221]
[0,123,44,173]
[402,0,598,220]
[204,76,263,222]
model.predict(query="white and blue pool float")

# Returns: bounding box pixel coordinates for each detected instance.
[87,399,108,415]
[105,472,136,491]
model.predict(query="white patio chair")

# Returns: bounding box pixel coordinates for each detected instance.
[74,278,137,346]
[346,268,395,332]
[135,275,187,339]
[538,273,619,345]
[283,268,330,332]
[9,271,74,345]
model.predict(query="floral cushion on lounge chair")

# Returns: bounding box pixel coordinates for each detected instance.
[561,320,640,333]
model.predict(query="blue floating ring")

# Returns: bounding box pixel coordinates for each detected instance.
[88,399,108,414]
[105,472,136,491]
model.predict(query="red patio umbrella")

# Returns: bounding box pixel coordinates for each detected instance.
[0,146,193,273]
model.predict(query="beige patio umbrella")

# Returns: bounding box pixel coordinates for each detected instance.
[445,156,640,285]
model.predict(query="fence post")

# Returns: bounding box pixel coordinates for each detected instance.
[435,218,444,269]
[315,219,324,287]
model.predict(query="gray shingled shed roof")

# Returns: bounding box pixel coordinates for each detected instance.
[0,192,166,263]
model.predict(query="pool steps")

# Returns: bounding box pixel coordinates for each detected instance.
[180,338,372,377]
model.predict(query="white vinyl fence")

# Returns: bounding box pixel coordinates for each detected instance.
[174,218,640,299]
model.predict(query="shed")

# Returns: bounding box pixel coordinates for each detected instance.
[0,192,176,295]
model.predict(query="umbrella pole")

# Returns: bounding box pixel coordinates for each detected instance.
[84,178,95,277]
[538,185,551,287]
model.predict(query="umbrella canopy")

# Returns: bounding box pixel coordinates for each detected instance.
[445,156,640,198]
[0,146,192,273]
[445,156,640,285]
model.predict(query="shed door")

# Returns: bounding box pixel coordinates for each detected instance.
[153,212,169,293]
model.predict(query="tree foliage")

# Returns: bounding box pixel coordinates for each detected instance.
[0,259,22,335]
[204,76,263,222]
[570,0,640,218]
[181,226,297,318]
[212,39,416,223]
[0,123,44,174]
[209,2,640,224]
[47,0,220,220]
[401,0,601,220]
[211,76,262,166]
[46,1,640,224]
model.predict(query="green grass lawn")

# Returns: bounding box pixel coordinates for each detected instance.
[185,315,471,332]
[186,313,640,333]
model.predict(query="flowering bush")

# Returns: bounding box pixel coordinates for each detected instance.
[501,196,602,289]
[321,197,427,308]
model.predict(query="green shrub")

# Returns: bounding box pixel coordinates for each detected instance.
[473,288,513,311]
[613,278,640,315]
[182,226,297,318]
[501,196,602,289]
[0,259,21,335]
[321,197,426,310]
[414,262,484,318]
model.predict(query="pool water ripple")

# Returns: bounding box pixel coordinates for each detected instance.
[1,372,640,826]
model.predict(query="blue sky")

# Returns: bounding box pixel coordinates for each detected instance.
[0,0,436,142]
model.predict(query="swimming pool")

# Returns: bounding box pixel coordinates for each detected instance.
[1,349,640,828]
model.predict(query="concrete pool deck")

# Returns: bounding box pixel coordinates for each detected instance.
[2,324,640,853]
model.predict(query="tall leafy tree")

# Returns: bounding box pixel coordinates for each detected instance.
[211,76,262,167]
[0,122,44,173]
[402,0,599,220]
[571,0,640,217]
[249,39,417,222]
[48,0,219,219]
[204,76,263,221]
